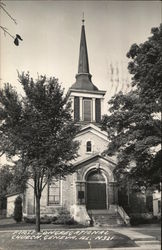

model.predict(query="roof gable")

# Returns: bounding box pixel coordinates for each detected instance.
[76,123,108,142]
[73,153,116,168]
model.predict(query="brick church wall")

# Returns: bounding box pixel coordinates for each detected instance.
[24,174,77,217]
[75,131,108,162]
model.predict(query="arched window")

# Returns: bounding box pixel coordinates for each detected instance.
[86,141,92,152]
[87,171,105,182]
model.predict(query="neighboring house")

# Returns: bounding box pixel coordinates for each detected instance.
[7,20,129,226]
[153,190,161,218]
[6,192,22,217]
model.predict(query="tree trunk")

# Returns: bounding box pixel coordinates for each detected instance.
[35,196,41,232]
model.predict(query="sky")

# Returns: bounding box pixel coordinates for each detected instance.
[0,0,161,111]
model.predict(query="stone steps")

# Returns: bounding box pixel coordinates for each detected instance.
[88,209,111,215]
[88,210,125,227]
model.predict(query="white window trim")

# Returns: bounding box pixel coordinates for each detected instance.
[47,179,62,206]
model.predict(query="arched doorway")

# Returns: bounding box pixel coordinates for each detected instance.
[86,170,107,209]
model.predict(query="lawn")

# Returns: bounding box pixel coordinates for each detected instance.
[0,218,160,249]
[0,229,137,250]
[0,218,85,231]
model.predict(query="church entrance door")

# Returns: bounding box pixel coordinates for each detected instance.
[86,170,106,209]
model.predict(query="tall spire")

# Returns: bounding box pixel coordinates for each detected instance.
[70,17,98,91]
[78,16,89,74]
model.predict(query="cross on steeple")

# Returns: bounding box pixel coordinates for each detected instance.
[82,12,85,25]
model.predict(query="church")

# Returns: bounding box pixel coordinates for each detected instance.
[7,20,130,226]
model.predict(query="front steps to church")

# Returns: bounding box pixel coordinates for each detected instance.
[88,209,127,227]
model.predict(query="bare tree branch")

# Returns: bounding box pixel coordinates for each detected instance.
[26,181,34,189]
[0,25,14,39]
[0,2,6,6]
[0,2,23,46]
[0,152,4,157]
[0,3,17,24]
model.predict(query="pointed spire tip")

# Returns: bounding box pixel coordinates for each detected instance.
[82,12,85,25]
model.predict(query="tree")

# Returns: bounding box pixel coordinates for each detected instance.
[102,24,162,188]
[0,165,13,213]
[0,161,28,217]
[0,73,79,231]
[0,162,27,193]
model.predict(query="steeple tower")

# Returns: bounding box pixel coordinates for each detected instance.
[71,18,98,91]
[68,18,106,123]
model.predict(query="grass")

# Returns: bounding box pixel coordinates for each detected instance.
[0,218,138,249]
[0,218,160,249]
[0,229,137,250]
[0,217,85,231]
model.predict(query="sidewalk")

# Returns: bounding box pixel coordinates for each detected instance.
[90,225,161,250]
[110,225,161,241]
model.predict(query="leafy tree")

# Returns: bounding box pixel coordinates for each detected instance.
[0,166,13,197]
[0,73,79,231]
[102,24,162,188]
[0,162,27,216]
[0,163,27,193]
[7,161,28,194]
[0,165,13,212]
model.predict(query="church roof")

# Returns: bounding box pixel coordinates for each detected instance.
[75,123,108,141]
[70,20,99,92]
[73,153,116,168]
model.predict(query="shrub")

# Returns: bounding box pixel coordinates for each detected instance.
[130,213,159,226]
[52,207,76,225]
[24,215,57,224]
[13,196,22,222]
[40,215,52,224]
[24,207,77,225]
[24,217,36,224]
